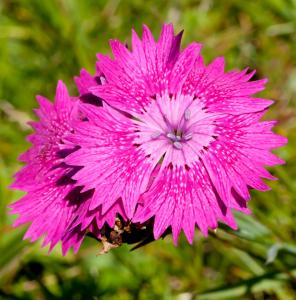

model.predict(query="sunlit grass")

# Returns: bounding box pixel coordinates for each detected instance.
[0,0,295,299]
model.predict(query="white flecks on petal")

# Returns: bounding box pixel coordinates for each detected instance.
[100,76,106,85]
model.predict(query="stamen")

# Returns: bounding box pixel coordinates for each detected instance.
[183,132,193,141]
[173,141,183,150]
[166,133,176,140]
[184,109,191,121]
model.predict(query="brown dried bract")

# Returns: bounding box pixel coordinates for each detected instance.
[86,216,171,254]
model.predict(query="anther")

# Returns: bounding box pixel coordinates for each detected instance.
[166,133,176,140]
[183,132,193,141]
[173,141,183,150]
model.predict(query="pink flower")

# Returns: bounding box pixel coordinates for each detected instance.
[9,81,123,254]
[10,24,287,253]
[10,78,125,254]
[65,24,287,245]
[9,81,86,252]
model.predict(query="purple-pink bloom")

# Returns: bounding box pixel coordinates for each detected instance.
[9,81,85,252]
[65,24,287,244]
[10,24,287,253]
[9,81,124,254]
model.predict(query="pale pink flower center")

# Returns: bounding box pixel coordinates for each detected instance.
[133,93,217,166]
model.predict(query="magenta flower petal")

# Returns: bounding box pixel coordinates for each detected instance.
[74,68,103,106]
[65,103,157,218]
[90,24,191,114]
[134,162,239,244]
[9,168,82,251]
[61,224,88,256]
[66,195,127,233]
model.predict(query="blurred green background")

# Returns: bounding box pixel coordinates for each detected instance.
[0,0,296,299]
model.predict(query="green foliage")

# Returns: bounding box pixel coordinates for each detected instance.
[0,0,295,299]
